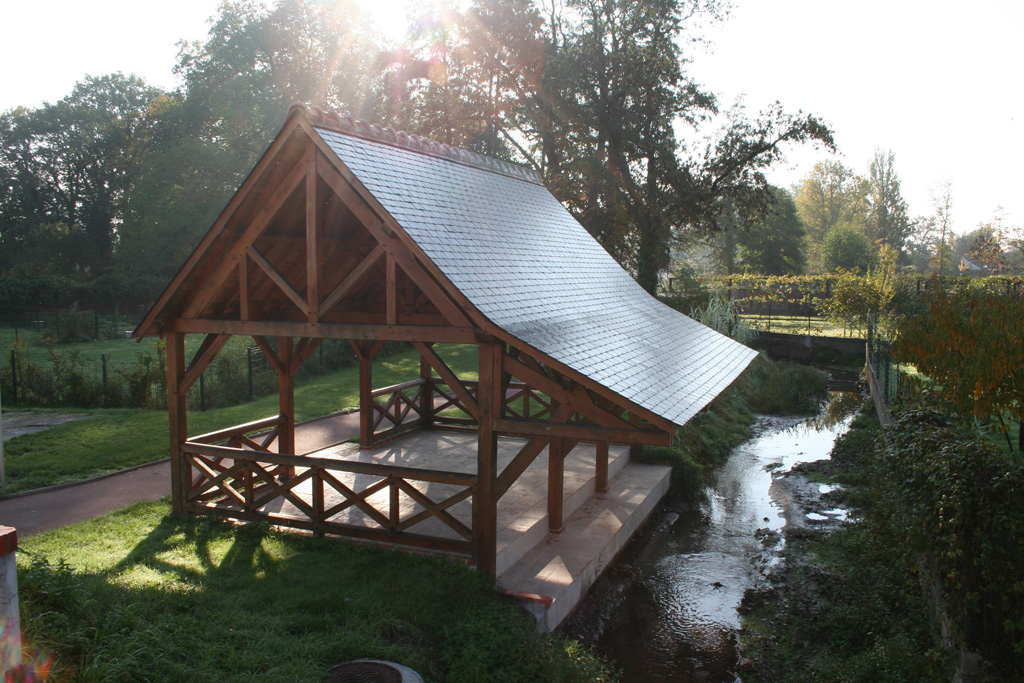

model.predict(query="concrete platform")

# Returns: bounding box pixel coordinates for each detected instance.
[218,430,672,631]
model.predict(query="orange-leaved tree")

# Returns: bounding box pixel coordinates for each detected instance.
[895,280,1024,452]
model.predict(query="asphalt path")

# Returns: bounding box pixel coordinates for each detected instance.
[0,409,363,537]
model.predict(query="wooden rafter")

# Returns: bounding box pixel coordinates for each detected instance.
[180,333,230,394]
[315,155,472,328]
[305,140,320,322]
[182,151,311,319]
[502,354,632,430]
[136,118,304,338]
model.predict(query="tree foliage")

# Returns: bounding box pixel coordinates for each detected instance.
[864,149,912,251]
[0,0,834,309]
[895,280,1024,452]
[734,186,806,275]
[820,222,874,273]
[794,159,866,245]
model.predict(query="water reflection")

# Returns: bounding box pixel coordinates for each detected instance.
[563,392,856,681]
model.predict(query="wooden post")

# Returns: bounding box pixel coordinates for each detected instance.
[358,341,374,449]
[547,437,566,534]
[596,440,609,493]
[419,355,433,428]
[278,337,296,477]
[474,341,502,578]
[166,332,188,514]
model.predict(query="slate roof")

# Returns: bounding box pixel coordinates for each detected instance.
[315,121,757,427]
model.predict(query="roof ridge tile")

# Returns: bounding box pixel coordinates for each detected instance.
[292,103,544,186]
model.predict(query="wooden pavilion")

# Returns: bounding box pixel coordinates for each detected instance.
[135,105,756,579]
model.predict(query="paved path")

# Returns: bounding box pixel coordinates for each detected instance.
[0,410,363,538]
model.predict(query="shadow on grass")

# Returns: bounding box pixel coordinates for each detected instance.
[20,501,610,682]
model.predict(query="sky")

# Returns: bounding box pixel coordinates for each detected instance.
[1,0,1021,235]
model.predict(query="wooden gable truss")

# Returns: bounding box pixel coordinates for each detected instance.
[140,112,675,577]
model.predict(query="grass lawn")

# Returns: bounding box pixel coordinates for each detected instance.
[0,327,251,367]
[742,314,865,338]
[0,344,478,495]
[17,500,610,682]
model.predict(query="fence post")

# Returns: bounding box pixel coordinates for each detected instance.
[0,527,21,674]
[9,351,16,404]
[247,347,254,399]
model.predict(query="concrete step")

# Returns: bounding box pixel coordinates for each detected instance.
[494,442,630,577]
[497,459,672,631]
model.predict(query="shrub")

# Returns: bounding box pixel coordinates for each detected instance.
[878,409,1024,670]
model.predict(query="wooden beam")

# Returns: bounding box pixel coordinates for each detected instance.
[252,336,285,374]
[474,341,503,578]
[300,116,487,329]
[180,333,230,394]
[493,417,671,446]
[319,243,385,314]
[502,354,632,430]
[315,156,472,328]
[247,245,308,313]
[306,142,320,322]
[166,332,188,514]
[499,333,679,436]
[168,319,478,344]
[356,340,375,449]
[547,437,567,534]
[494,405,573,498]
[136,117,303,338]
[414,342,478,419]
[289,337,323,373]
[182,156,309,319]
[420,355,434,427]
[387,246,472,328]
[239,257,250,321]
[386,252,397,325]
[596,441,609,493]
[278,337,296,467]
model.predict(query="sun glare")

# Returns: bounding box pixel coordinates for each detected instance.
[358,0,415,44]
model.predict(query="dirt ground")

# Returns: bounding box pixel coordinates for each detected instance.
[1,411,92,441]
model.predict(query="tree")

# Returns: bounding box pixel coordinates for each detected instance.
[0,74,163,274]
[794,160,867,245]
[735,186,807,274]
[864,149,912,252]
[928,178,955,276]
[821,222,874,273]
[896,281,1024,452]
[455,0,832,293]
[821,243,905,335]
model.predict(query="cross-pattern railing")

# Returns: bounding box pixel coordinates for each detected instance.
[182,416,477,556]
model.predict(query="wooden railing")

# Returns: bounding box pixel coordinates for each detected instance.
[182,416,476,556]
[370,378,430,444]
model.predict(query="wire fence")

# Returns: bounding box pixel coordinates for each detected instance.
[866,313,903,425]
[0,337,401,412]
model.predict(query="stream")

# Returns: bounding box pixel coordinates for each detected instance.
[562,392,859,681]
